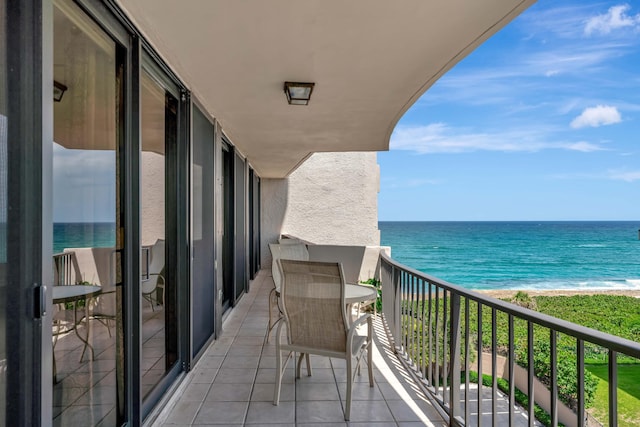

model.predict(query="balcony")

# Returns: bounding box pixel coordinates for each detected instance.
[151,248,640,427]
[151,269,448,426]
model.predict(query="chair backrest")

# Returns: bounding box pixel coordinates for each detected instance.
[279,259,348,353]
[149,239,165,275]
[96,248,118,316]
[142,239,165,294]
[269,242,309,290]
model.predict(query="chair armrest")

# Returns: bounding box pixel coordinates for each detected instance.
[347,313,372,354]
[149,273,165,284]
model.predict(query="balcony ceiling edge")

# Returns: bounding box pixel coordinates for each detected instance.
[115,0,536,178]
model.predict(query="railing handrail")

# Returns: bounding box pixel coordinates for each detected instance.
[380,251,640,359]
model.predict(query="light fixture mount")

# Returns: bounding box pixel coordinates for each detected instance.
[54,80,68,102]
[284,81,315,105]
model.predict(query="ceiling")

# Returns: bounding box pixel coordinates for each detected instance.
[115,0,535,178]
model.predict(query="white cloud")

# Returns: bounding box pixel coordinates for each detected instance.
[607,169,640,182]
[584,4,640,36]
[566,141,606,152]
[390,123,606,154]
[570,105,622,128]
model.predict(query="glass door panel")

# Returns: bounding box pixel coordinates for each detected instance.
[52,0,121,425]
[0,0,6,421]
[191,106,215,356]
[221,145,233,311]
[140,70,178,398]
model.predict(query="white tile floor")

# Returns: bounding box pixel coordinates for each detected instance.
[152,270,448,426]
[53,298,168,426]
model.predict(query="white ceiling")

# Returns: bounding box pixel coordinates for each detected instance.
[116,0,535,178]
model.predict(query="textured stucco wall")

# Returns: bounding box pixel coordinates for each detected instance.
[260,178,288,267]
[141,151,165,246]
[260,152,380,266]
[283,152,380,245]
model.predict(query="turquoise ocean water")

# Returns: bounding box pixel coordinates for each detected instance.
[54,222,115,254]
[379,221,640,291]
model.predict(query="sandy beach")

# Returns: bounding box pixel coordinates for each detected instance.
[477,288,640,299]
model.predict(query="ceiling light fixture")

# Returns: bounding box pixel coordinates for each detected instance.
[53,80,68,102]
[283,81,315,105]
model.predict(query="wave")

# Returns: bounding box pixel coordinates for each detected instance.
[469,278,640,291]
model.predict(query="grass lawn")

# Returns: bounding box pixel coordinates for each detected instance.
[586,364,640,427]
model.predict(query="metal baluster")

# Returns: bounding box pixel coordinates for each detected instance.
[428,281,433,388]
[491,308,497,426]
[528,322,534,427]
[421,278,427,379]
[609,350,618,427]
[577,339,584,427]
[550,330,558,427]
[477,302,483,427]
[443,289,449,406]
[435,284,441,396]
[509,314,515,427]
[465,298,470,424]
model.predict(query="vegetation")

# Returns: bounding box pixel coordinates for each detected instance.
[510,290,537,310]
[534,295,640,363]
[360,278,382,313]
[467,370,562,427]
[398,292,640,425]
[586,364,640,427]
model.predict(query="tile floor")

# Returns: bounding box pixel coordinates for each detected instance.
[152,270,448,426]
[52,296,168,426]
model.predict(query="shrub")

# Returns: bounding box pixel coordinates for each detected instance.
[360,278,382,312]
[515,339,599,410]
[511,291,537,310]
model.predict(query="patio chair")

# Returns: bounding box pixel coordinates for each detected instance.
[266,241,309,342]
[273,259,373,421]
[89,248,117,336]
[142,239,165,311]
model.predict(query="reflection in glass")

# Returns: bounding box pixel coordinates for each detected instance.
[140,70,178,399]
[52,0,119,425]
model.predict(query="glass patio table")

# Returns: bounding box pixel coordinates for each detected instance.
[52,285,102,382]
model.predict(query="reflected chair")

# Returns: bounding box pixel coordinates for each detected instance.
[89,248,117,336]
[273,259,373,421]
[142,239,165,311]
[266,241,309,342]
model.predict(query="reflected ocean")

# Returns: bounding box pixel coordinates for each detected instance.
[53,222,116,254]
[379,221,640,291]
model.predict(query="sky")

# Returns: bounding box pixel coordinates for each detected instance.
[378,1,640,221]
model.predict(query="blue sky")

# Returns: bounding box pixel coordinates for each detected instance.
[379,1,640,221]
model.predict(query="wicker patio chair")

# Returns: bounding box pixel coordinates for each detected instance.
[273,259,373,421]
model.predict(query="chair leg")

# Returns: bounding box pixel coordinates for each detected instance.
[367,343,374,386]
[266,287,276,343]
[274,340,283,405]
[368,317,374,386]
[305,353,312,377]
[345,356,353,421]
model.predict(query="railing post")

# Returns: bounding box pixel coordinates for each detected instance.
[609,350,618,427]
[393,265,402,352]
[449,292,461,420]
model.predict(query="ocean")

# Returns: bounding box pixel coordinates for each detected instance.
[53,222,116,254]
[379,221,640,291]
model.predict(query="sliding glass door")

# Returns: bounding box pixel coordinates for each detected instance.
[191,105,216,357]
[140,64,183,405]
[51,0,124,424]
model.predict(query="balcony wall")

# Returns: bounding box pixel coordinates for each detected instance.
[261,151,381,267]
